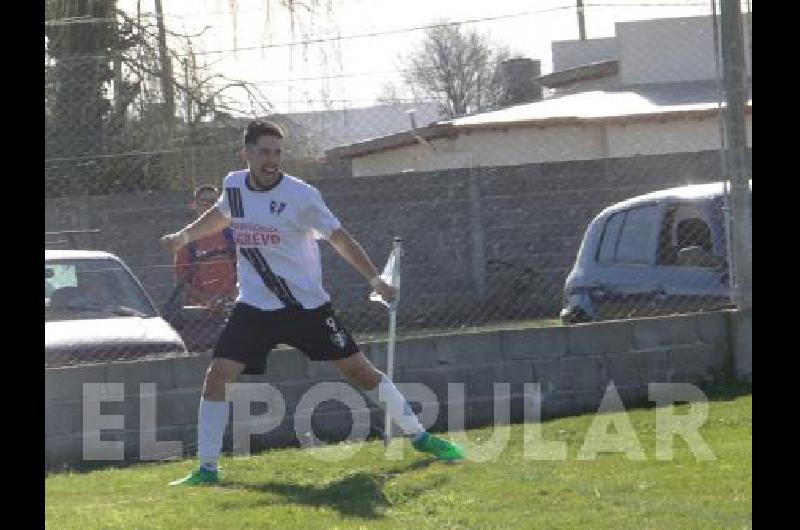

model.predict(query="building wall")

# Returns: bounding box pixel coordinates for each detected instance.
[353,125,608,177]
[607,114,752,157]
[550,75,622,97]
[351,139,471,177]
[617,14,752,85]
[282,102,443,156]
[351,115,748,177]
[454,126,607,167]
[552,37,619,71]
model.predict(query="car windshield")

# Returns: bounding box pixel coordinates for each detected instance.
[45,258,157,321]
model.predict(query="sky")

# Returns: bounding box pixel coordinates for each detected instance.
[116,0,728,115]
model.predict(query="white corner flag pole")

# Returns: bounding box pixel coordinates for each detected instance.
[385,237,402,446]
[369,237,403,446]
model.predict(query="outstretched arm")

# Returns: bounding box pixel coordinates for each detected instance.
[161,207,231,254]
[328,228,396,303]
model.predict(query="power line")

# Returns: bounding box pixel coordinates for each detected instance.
[153,0,372,19]
[45,144,239,163]
[249,68,421,84]
[588,1,707,5]
[154,0,709,20]
[43,4,572,65]
[45,102,438,163]
[42,1,713,31]
[268,97,435,105]
[44,1,710,27]
[189,5,578,56]
[45,1,713,62]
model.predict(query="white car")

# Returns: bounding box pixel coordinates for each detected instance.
[45,249,187,365]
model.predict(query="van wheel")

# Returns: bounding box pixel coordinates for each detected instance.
[562,308,592,325]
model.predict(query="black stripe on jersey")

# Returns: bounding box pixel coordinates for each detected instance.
[234,188,244,217]
[224,188,235,216]
[240,247,280,301]
[226,187,244,218]
[239,247,302,309]
[249,248,301,308]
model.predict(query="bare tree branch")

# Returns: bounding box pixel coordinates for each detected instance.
[401,22,512,118]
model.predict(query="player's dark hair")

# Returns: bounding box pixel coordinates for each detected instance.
[244,120,285,146]
[194,185,219,198]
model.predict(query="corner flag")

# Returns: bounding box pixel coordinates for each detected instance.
[369,238,401,308]
[369,237,403,445]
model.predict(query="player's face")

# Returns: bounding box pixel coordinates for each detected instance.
[195,191,217,211]
[244,134,282,184]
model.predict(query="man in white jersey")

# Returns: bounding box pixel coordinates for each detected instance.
[162,120,464,486]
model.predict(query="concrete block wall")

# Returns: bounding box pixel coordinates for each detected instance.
[45,310,745,471]
[45,150,746,334]
[730,308,752,382]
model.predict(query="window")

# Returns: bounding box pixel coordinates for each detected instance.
[45,259,157,320]
[676,219,713,252]
[658,201,724,268]
[45,263,77,297]
[597,212,625,263]
[616,205,658,264]
[597,205,659,265]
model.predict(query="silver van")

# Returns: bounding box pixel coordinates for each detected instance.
[560,182,750,324]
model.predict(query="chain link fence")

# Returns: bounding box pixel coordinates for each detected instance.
[45,3,752,367]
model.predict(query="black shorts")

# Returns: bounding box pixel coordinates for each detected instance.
[212,302,359,375]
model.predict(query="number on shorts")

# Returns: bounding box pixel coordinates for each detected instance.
[325,316,338,331]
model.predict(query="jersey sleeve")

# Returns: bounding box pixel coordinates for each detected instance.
[214,180,232,219]
[298,188,341,240]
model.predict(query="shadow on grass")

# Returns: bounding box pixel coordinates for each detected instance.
[699,380,752,402]
[628,380,752,407]
[225,458,436,519]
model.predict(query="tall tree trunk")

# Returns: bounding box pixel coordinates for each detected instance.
[154,0,175,137]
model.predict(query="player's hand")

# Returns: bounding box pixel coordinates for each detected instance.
[373,280,397,304]
[160,232,187,254]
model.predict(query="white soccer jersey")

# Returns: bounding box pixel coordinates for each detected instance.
[213,170,342,311]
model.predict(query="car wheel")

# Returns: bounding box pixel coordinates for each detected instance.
[561,307,592,325]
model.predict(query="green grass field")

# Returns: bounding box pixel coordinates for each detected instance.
[45,384,751,529]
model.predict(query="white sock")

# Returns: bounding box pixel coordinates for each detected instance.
[366,374,425,439]
[198,399,230,472]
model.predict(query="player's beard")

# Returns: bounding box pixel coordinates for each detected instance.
[252,166,280,189]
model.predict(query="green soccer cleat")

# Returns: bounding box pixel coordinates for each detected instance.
[168,467,219,486]
[412,432,465,461]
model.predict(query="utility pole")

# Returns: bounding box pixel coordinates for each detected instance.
[720,0,752,310]
[111,0,126,143]
[154,0,175,136]
[576,0,587,40]
[183,57,197,191]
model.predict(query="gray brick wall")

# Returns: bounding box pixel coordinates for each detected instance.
[45,150,747,332]
[44,309,748,470]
